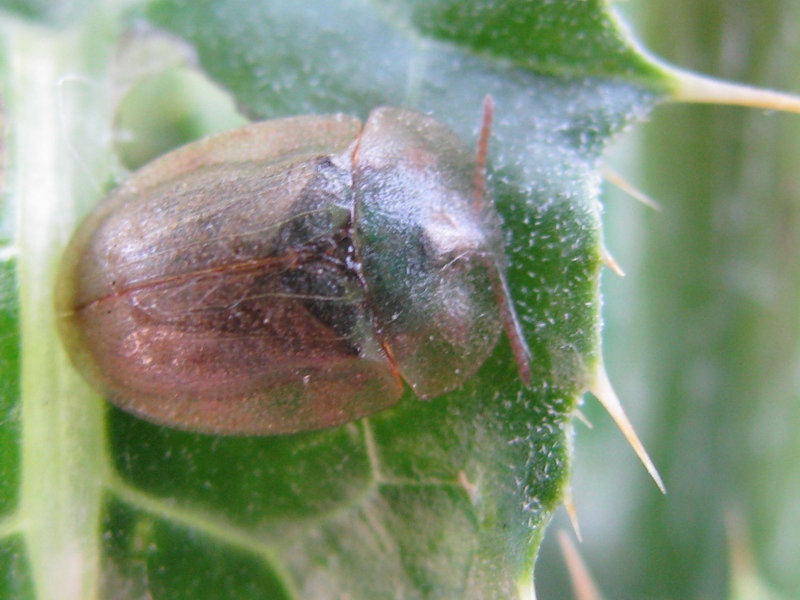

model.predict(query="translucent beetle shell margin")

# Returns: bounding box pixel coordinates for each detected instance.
[56,102,531,435]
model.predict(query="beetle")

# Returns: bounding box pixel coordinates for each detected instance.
[55,98,531,435]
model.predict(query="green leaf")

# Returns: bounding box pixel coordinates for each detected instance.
[0,0,677,598]
[367,0,665,79]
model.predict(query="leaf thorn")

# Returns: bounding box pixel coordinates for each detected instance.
[562,488,582,543]
[573,408,593,430]
[603,166,662,211]
[589,362,666,494]
[600,246,625,277]
[557,530,603,600]
[664,64,800,113]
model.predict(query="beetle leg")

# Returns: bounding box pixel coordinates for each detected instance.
[379,338,406,389]
[490,258,532,385]
[473,96,532,384]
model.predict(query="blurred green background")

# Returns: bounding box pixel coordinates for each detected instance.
[538,1,800,598]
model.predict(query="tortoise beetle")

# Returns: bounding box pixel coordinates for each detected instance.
[56,98,531,434]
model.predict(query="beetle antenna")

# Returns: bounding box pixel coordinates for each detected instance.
[474,95,494,213]
[473,96,533,384]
